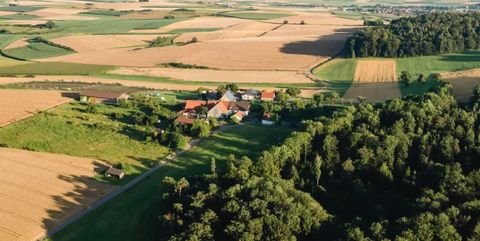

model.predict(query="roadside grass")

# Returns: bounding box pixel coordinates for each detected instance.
[0,62,114,75]
[167,27,221,34]
[218,11,292,20]
[0,102,170,184]
[2,42,74,60]
[46,125,292,241]
[313,58,357,96]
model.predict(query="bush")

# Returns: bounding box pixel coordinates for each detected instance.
[85,103,99,113]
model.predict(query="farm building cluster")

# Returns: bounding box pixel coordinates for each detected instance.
[176,89,276,125]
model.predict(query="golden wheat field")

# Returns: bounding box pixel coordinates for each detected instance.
[0,148,115,241]
[353,60,398,83]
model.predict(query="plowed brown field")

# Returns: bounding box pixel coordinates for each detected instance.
[0,148,115,241]
[353,60,397,83]
[0,89,71,127]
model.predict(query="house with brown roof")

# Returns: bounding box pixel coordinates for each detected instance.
[261,91,276,102]
[79,90,129,105]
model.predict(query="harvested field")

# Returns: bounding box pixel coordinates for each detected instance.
[353,60,397,83]
[110,67,313,83]
[4,37,28,50]
[156,16,249,32]
[0,89,71,127]
[343,83,401,103]
[29,7,92,20]
[0,147,115,241]
[172,21,280,42]
[270,12,363,25]
[41,36,344,70]
[50,35,163,52]
[43,13,361,71]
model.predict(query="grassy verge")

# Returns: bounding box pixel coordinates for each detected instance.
[46,125,292,241]
[0,102,170,184]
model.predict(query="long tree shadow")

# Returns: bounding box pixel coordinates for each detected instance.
[279,27,361,57]
[42,161,117,239]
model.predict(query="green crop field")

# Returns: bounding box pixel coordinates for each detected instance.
[0,13,39,20]
[313,58,357,96]
[81,10,130,17]
[52,18,180,34]
[0,5,44,12]
[396,51,480,77]
[0,102,170,183]
[2,42,74,60]
[0,62,113,75]
[46,125,292,241]
[218,11,291,20]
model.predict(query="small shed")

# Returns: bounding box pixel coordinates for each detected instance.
[105,167,125,179]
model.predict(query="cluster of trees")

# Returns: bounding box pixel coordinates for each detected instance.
[161,83,480,240]
[345,13,480,57]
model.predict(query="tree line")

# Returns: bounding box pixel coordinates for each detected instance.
[345,12,480,57]
[160,83,480,240]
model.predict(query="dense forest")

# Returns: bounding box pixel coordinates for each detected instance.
[345,13,480,57]
[160,84,480,240]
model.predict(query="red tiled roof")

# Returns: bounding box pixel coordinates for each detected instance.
[185,100,207,110]
[261,91,275,100]
[175,116,196,125]
[215,101,230,114]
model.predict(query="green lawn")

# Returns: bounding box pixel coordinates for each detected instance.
[219,11,291,20]
[2,42,74,60]
[0,62,113,75]
[46,125,292,241]
[0,102,170,182]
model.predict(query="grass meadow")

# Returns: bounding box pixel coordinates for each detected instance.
[46,125,292,241]
[0,102,170,183]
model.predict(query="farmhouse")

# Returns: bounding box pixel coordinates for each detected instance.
[241,89,260,101]
[80,90,129,105]
[261,91,276,101]
[176,91,251,124]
